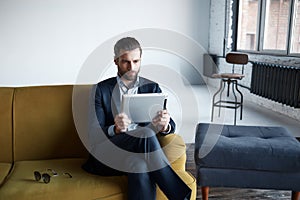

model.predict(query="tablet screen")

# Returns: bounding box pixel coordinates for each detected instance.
[121,93,167,123]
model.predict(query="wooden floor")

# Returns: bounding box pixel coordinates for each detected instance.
[185,143,293,200]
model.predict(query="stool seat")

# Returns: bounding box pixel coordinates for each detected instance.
[212,73,245,79]
[195,123,300,172]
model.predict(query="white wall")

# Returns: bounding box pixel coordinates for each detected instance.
[0,0,210,86]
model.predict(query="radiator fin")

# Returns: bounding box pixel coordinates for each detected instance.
[250,62,300,108]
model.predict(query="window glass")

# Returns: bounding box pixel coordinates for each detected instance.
[237,0,259,50]
[262,0,290,50]
[290,0,300,53]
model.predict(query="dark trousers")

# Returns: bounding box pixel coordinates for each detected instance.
[83,127,191,200]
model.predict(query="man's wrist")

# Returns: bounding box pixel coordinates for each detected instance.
[160,124,171,134]
[114,125,122,134]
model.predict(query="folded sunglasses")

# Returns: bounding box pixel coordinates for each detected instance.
[34,169,72,184]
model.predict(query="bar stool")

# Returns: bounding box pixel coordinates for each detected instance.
[211,52,248,125]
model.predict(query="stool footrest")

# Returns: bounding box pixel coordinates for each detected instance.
[213,100,242,109]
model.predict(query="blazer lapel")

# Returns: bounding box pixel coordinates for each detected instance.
[112,85,121,115]
[110,79,121,115]
[138,78,151,94]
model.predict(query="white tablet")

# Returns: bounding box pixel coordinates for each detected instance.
[121,93,167,123]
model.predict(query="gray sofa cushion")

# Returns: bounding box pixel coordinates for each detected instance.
[195,123,300,172]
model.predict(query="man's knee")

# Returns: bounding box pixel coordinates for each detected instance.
[127,126,156,138]
[125,155,148,173]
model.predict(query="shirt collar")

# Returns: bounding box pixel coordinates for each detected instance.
[117,75,140,89]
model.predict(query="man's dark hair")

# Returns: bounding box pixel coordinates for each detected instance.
[114,37,142,59]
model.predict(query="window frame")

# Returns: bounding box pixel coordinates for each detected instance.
[232,0,300,57]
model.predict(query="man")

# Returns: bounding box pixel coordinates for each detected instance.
[82,37,191,200]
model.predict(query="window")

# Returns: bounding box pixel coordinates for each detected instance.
[291,0,300,53]
[234,0,300,55]
[237,0,259,51]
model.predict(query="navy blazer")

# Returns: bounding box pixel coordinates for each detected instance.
[94,76,176,137]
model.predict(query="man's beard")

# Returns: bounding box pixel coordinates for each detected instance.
[119,70,139,81]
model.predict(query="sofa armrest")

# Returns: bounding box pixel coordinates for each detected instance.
[157,134,186,171]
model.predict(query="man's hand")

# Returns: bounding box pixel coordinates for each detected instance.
[114,113,131,134]
[152,110,170,132]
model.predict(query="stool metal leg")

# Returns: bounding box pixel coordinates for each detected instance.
[227,79,231,97]
[211,78,244,125]
[232,80,238,125]
[218,80,226,117]
[235,81,243,120]
[211,80,224,122]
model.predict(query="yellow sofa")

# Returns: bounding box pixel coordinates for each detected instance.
[0,85,196,200]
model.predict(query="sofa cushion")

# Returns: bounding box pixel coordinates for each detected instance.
[195,123,300,172]
[13,86,88,161]
[0,158,127,200]
[0,158,196,200]
[157,134,187,171]
[0,87,14,163]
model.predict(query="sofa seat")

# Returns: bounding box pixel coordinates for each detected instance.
[0,163,11,186]
[0,158,197,200]
[0,158,128,200]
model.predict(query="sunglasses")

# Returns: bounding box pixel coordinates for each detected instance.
[34,169,72,184]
